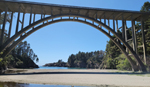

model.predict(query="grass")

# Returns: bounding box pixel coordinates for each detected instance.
[109,69,150,77]
[130,73,150,77]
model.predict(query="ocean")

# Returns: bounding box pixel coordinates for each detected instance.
[36,66,86,69]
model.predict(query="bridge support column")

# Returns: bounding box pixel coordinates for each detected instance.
[21,13,25,30]
[124,20,128,53]
[0,7,8,45]
[20,12,25,37]
[33,13,35,23]
[29,7,32,25]
[116,20,118,33]
[141,17,147,65]
[131,16,139,67]
[33,13,35,29]
[116,20,119,42]
[122,15,125,40]
[113,14,115,31]
[8,12,13,38]
[104,13,106,24]
[99,18,102,29]
[131,17,137,53]
[16,6,21,34]
[134,25,138,54]
[107,19,110,34]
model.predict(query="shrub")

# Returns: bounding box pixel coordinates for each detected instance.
[116,54,132,70]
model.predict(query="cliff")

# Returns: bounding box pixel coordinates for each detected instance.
[0,55,39,74]
[10,55,39,69]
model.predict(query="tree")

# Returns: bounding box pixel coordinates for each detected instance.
[36,58,39,63]
[140,2,150,12]
[58,59,63,63]
[135,2,150,56]
[29,49,33,59]
[68,54,76,67]
[67,51,104,68]
[140,2,150,30]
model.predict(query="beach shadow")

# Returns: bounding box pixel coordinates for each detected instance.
[1,71,148,76]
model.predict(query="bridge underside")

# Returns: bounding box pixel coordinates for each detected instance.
[0,0,150,72]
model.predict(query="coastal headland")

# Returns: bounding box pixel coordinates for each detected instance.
[0,69,150,87]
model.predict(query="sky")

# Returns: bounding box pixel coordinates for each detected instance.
[5,0,149,66]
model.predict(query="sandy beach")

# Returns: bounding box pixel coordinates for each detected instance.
[0,69,150,87]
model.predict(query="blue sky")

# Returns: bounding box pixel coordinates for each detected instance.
[7,0,149,65]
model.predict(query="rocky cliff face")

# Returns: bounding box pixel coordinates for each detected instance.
[13,55,39,69]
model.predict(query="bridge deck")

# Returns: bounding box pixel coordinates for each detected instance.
[0,0,150,21]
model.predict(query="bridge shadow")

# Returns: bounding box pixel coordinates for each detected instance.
[1,71,148,76]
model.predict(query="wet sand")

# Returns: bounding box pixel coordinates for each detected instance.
[0,69,150,87]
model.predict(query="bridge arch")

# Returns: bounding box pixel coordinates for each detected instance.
[0,14,146,71]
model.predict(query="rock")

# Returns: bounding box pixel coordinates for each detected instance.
[43,62,69,67]
[0,65,7,74]
[12,55,39,69]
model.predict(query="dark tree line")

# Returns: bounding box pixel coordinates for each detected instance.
[0,40,39,71]
[68,50,104,68]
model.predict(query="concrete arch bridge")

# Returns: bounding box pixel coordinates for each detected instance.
[0,0,150,71]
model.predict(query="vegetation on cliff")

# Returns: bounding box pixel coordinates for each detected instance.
[0,41,39,73]
[67,50,104,68]
[44,50,104,69]
[44,59,69,67]
[101,1,150,70]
